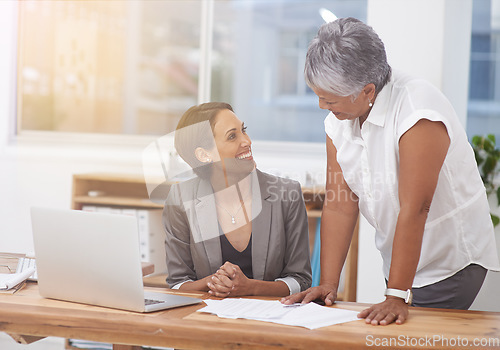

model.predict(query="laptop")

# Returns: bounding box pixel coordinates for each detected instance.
[30,206,202,312]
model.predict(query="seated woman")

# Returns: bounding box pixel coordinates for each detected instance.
[163,102,312,297]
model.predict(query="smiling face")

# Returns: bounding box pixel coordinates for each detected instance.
[210,108,254,171]
[313,84,375,123]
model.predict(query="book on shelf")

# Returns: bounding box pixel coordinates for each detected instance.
[82,205,167,275]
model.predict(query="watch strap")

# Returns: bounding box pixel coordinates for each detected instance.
[384,288,412,304]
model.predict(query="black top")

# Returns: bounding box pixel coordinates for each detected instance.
[220,233,253,279]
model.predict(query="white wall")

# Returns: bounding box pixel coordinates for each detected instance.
[0,0,23,253]
[470,198,500,312]
[368,0,472,126]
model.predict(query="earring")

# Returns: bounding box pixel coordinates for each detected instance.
[368,99,373,107]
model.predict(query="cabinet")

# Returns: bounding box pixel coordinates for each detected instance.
[71,173,358,301]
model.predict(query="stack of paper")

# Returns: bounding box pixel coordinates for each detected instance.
[197,298,360,329]
[0,267,36,290]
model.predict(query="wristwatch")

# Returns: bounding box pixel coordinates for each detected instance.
[384,288,413,305]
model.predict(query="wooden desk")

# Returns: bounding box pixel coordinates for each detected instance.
[1,283,499,350]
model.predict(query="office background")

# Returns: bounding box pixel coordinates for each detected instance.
[0,0,499,314]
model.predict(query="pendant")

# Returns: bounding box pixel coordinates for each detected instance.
[231,216,236,224]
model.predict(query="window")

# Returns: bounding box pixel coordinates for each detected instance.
[467,0,500,140]
[210,0,367,142]
[16,0,367,142]
[17,1,200,136]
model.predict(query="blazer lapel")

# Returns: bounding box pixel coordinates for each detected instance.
[194,180,222,272]
[251,170,272,280]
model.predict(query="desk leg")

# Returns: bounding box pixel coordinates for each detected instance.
[7,333,46,344]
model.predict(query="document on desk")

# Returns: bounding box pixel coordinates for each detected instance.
[0,268,36,290]
[197,299,360,329]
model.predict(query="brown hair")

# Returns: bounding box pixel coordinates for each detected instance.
[174,102,233,176]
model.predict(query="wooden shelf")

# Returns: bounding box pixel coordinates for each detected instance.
[302,186,324,213]
[143,273,168,288]
[71,173,165,210]
[73,195,163,209]
[307,209,322,218]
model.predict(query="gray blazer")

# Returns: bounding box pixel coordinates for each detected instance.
[163,169,312,293]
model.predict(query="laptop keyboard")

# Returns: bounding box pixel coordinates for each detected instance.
[16,257,38,281]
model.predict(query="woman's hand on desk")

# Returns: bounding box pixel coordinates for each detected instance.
[280,284,337,306]
[357,297,408,325]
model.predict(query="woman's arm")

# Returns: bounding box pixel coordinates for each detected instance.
[282,136,359,304]
[177,276,212,292]
[278,180,312,293]
[358,119,450,325]
[163,185,202,290]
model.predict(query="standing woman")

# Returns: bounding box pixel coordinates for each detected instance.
[163,102,311,298]
[282,17,499,325]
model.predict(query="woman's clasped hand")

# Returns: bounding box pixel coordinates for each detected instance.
[207,261,252,297]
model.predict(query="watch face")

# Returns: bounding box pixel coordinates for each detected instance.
[406,290,413,305]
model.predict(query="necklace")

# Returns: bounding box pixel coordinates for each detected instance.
[216,191,251,224]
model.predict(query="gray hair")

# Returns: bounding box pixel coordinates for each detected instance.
[304,17,391,99]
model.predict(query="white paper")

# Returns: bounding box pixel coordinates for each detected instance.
[202,299,294,319]
[198,298,360,329]
[0,267,35,290]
